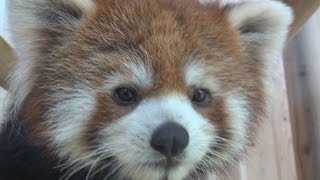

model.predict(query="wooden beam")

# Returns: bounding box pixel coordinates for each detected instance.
[282,0,320,39]
[0,36,15,88]
[284,9,320,180]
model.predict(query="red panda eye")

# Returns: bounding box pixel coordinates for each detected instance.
[114,87,137,105]
[192,89,211,106]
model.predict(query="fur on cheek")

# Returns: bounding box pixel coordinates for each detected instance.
[44,88,96,160]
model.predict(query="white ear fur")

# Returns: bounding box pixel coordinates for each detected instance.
[228,1,293,52]
[228,1,294,117]
[8,0,95,55]
[6,0,95,117]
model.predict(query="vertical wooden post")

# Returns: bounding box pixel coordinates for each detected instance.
[284,10,320,180]
[282,0,320,39]
[0,36,15,88]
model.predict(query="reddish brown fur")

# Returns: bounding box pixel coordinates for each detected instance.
[83,0,265,145]
[20,0,265,155]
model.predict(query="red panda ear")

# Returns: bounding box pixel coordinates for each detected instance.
[227,1,293,61]
[8,0,96,59]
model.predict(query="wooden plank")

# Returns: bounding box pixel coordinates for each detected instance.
[244,116,279,180]
[0,1,15,88]
[282,0,320,39]
[268,58,298,180]
[0,36,15,88]
[284,9,320,180]
[284,36,312,180]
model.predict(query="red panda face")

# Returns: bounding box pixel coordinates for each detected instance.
[7,0,292,179]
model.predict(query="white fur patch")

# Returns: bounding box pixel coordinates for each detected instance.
[99,94,215,180]
[46,87,95,160]
[184,60,220,92]
[7,0,97,119]
[184,61,206,86]
[228,1,293,51]
[225,93,249,150]
[104,60,153,91]
[71,0,95,12]
[228,0,293,121]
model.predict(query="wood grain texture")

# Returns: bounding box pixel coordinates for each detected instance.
[284,9,320,180]
[268,58,298,180]
[243,56,297,180]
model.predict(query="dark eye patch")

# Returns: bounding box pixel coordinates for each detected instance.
[191,89,211,106]
[114,87,137,106]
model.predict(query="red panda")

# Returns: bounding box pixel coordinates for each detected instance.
[0,0,293,179]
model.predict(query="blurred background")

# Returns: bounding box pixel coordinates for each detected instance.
[0,1,319,180]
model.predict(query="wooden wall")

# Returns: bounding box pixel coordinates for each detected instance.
[284,9,320,180]
[0,36,14,88]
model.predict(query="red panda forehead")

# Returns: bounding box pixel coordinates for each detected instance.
[77,0,242,94]
[86,0,236,53]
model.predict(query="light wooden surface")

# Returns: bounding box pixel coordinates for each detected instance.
[284,9,320,180]
[0,36,15,88]
[282,0,320,39]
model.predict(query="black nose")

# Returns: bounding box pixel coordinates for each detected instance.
[150,122,189,157]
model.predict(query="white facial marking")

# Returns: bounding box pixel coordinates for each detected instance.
[104,60,153,91]
[184,60,220,92]
[99,94,215,180]
[184,61,206,86]
[225,93,249,147]
[71,0,95,12]
[198,92,249,169]
[46,87,95,160]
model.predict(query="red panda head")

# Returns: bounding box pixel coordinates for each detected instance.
[7,0,292,179]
